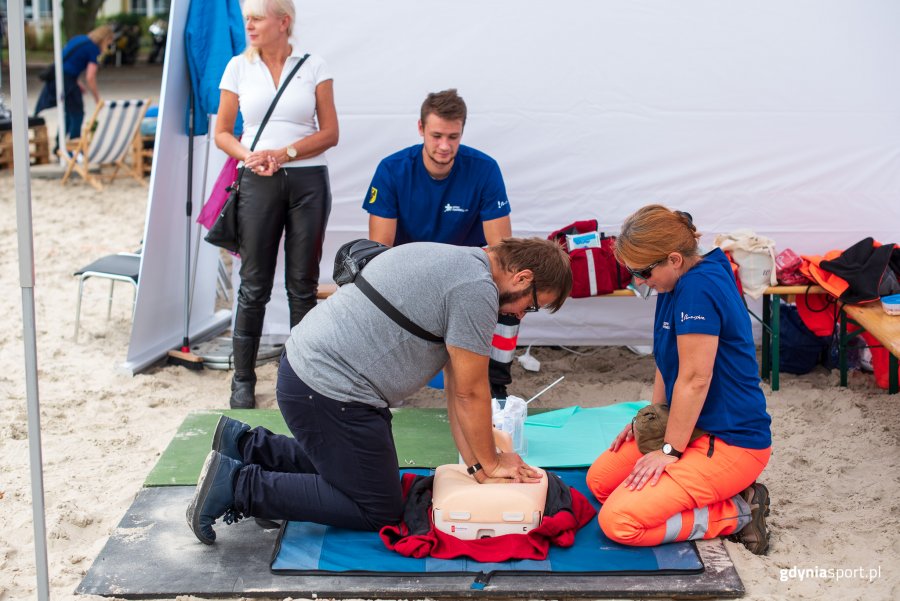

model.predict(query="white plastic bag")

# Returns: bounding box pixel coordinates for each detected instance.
[492,395,528,456]
[713,229,777,299]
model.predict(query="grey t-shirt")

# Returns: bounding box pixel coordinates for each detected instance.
[285,243,499,407]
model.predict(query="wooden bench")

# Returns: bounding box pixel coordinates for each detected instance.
[0,118,51,169]
[839,303,900,394]
[134,134,154,180]
[316,283,641,301]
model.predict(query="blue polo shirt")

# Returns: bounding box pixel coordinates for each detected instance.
[362,144,510,247]
[654,248,772,449]
[62,35,102,77]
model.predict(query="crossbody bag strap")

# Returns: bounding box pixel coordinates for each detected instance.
[62,37,95,63]
[235,52,310,188]
[355,273,445,343]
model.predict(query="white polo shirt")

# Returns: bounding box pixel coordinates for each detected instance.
[220,47,333,168]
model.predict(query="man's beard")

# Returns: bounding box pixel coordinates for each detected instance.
[499,287,531,306]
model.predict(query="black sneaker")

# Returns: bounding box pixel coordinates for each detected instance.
[729,482,771,555]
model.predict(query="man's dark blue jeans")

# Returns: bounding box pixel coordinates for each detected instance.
[232,354,403,530]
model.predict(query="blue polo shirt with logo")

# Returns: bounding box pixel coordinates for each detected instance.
[362,144,510,247]
[654,248,771,449]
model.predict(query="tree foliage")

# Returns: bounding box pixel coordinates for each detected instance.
[62,0,106,38]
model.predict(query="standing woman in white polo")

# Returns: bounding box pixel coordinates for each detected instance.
[215,0,339,409]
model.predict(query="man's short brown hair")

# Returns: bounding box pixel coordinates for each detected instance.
[490,238,572,312]
[420,89,467,127]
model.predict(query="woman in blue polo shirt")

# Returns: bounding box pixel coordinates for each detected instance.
[34,25,114,142]
[586,204,773,555]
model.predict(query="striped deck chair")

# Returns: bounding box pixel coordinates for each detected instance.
[60,98,151,191]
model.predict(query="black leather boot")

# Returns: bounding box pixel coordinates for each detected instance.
[230,334,260,409]
[289,301,317,331]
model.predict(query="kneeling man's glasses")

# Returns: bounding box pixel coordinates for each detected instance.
[524,284,541,313]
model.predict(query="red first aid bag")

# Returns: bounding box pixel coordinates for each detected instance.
[775,248,810,285]
[548,220,631,298]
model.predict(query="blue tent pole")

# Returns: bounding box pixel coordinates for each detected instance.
[8,0,51,599]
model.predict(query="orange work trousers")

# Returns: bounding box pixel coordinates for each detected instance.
[586,435,770,546]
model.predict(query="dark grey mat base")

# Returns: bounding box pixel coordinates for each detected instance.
[77,486,744,599]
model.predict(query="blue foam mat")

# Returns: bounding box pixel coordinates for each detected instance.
[271,468,703,575]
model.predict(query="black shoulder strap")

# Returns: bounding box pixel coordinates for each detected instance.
[248,53,309,152]
[235,53,310,188]
[355,273,445,343]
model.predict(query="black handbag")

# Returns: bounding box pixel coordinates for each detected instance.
[38,64,55,82]
[203,172,243,253]
[204,53,310,253]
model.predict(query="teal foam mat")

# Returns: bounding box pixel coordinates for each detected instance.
[523,401,649,467]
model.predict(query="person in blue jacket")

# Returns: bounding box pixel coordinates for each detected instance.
[362,89,519,399]
[34,25,114,143]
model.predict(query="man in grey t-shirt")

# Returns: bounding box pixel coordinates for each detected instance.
[188,238,572,544]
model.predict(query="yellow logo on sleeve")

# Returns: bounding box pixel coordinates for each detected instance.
[368,186,378,204]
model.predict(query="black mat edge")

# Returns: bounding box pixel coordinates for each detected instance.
[78,486,742,599]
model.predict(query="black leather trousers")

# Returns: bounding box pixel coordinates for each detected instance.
[234,166,332,337]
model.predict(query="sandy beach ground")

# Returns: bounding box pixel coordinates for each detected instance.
[1,63,899,601]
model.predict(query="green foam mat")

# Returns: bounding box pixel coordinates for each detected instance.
[146,402,649,486]
[145,408,457,486]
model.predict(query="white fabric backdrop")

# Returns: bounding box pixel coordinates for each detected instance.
[124,0,231,374]
[222,0,898,346]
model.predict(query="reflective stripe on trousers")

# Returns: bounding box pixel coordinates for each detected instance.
[586,435,770,546]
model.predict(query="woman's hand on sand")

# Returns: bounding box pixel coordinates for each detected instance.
[622,450,677,491]
[609,421,634,452]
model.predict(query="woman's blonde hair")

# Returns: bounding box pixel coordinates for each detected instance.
[615,204,701,267]
[87,25,114,46]
[242,0,295,59]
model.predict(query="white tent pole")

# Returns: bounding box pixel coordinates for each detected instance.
[8,0,51,599]
[30,0,40,27]
[51,0,65,161]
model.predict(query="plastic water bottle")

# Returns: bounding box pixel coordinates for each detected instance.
[492,395,527,457]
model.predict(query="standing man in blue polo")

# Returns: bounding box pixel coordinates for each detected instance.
[362,89,518,399]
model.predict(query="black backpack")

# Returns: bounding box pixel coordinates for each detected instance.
[332,239,443,343]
